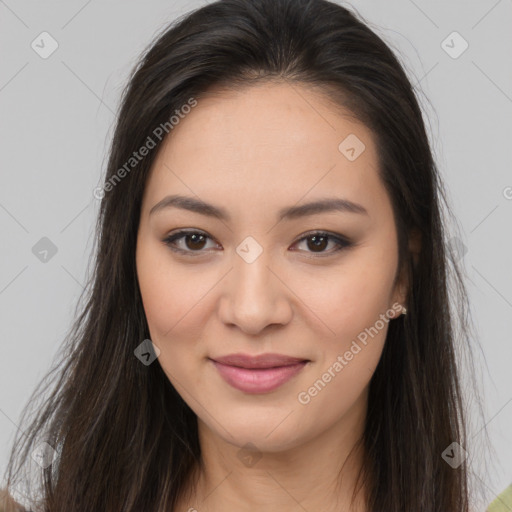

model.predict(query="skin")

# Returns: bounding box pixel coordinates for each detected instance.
[135,81,417,512]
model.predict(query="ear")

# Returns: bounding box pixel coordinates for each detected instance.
[391,227,422,308]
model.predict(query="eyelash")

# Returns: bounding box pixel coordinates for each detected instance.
[162,229,352,258]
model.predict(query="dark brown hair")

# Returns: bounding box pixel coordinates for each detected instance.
[3,0,489,510]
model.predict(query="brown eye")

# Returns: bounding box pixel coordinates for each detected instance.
[292,231,352,256]
[182,233,207,250]
[163,230,218,255]
[306,234,329,252]
[163,230,351,257]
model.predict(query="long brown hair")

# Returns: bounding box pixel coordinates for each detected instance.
[2,0,489,510]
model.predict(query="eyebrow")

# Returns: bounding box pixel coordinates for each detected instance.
[149,194,368,221]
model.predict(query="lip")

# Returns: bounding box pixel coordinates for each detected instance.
[209,353,309,394]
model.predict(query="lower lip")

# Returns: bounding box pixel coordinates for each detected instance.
[211,360,308,394]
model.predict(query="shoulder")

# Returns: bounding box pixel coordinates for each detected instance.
[0,489,27,512]
[487,484,512,512]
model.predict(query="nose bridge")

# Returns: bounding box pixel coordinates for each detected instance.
[220,236,291,332]
[232,239,274,305]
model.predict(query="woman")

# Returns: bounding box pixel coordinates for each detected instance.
[1,0,496,510]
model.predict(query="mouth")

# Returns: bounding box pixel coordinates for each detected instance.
[208,353,310,394]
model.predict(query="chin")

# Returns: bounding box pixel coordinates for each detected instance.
[202,416,309,454]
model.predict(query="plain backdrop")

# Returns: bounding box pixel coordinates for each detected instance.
[1,0,511,507]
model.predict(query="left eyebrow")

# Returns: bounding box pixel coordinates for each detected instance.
[149,194,369,222]
[278,197,368,220]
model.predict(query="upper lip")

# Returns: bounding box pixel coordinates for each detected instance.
[210,353,309,369]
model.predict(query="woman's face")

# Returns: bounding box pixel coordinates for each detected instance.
[136,82,408,453]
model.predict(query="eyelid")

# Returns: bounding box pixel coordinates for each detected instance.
[162,229,352,257]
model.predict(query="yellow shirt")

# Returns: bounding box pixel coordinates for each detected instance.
[2,485,512,510]
[487,484,512,512]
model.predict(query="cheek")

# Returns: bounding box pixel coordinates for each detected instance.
[136,244,222,391]
[138,276,213,374]
[300,251,396,340]
[136,240,208,340]
[295,270,393,428]
[296,248,396,390]
[136,253,209,393]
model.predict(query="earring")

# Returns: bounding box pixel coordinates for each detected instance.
[402,306,407,316]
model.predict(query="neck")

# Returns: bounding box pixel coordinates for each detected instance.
[175,397,369,512]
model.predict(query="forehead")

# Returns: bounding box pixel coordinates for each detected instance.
[142,82,388,223]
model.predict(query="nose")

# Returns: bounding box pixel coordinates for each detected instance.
[218,247,293,336]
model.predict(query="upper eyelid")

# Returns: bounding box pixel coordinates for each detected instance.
[164,228,347,242]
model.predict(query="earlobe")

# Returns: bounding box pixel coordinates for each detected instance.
[389,269,407,319]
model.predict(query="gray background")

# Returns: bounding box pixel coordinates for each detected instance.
[1,0,511,507]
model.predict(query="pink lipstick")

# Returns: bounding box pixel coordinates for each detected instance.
[209,353,309,394]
